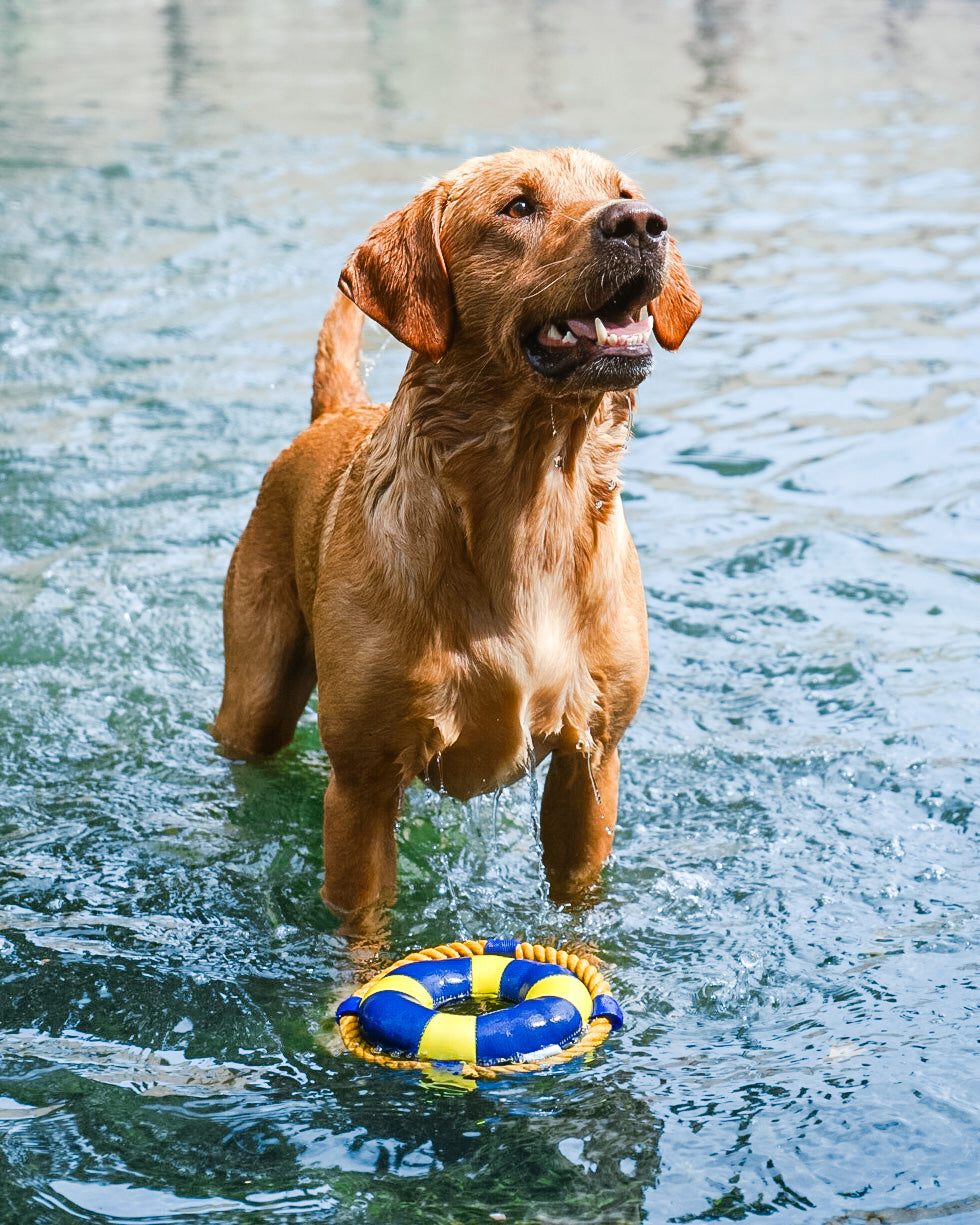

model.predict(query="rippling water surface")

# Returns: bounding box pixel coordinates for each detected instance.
[2,2,979,1222]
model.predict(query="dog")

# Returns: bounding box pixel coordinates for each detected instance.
[212,147,700,921]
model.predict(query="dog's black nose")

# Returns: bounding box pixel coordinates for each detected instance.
[596,200,668,247]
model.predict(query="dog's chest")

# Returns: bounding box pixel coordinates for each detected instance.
[421,589,599,799]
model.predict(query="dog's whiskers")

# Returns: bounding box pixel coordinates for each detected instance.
[521,261,578,304]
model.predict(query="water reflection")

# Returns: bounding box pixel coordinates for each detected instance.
[162,2,194,102]
[675,0,745,157]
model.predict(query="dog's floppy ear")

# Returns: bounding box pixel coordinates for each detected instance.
[338,182,454,363]
[651,236,702,351]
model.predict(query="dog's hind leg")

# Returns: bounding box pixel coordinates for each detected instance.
[211,515,316,760]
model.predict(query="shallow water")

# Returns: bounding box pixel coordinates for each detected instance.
[2,1,979,1222]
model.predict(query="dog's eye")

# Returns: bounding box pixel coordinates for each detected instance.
[502,196,537,219]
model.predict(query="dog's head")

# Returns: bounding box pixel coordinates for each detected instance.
[339,147,701,394]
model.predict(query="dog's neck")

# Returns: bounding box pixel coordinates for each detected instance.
[360,352,635,596]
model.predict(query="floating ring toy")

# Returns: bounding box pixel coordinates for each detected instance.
[335,939,624,1078]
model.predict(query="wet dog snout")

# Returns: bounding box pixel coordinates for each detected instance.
[596,200,668,248]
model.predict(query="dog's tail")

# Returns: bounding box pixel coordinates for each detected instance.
[311,291,367,422]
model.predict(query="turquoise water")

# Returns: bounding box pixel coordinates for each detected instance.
[2,1,979,1222]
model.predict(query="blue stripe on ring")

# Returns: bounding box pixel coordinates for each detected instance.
[590,993,625,1030]
[358,992,434,1055]
[483,937,520,957]
[379,958,473,1006]
[475,996,583,1064]
[335,994,361,1019]
[499,958,576,1002]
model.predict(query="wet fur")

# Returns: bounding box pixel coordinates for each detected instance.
[212,147,701,921]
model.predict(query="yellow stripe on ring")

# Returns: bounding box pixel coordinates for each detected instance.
[359,974,434,1009]
[470,955,511,998]
[417,1012,477,1062]
[525,973,593,1024]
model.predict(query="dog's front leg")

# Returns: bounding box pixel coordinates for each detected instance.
[319,767,402,919]
[539,746,621,904]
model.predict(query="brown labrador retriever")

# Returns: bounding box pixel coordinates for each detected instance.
[212,147,700,921]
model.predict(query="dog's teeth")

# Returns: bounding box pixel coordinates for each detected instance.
[639,304,649,321]
[547,323,565,342]
[562,330,576,344]
[594,317,609,344]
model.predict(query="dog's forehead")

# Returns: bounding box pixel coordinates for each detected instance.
[444,147,636,205]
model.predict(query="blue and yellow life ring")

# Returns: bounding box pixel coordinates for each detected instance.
[335,939,624,1075]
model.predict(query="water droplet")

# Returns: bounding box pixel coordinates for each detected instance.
[433,752,446,795]
[594,500,603,510]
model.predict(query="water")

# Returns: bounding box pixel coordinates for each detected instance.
[1,1,979,1221]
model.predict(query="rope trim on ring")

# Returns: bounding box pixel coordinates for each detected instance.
[335,939,624,1079]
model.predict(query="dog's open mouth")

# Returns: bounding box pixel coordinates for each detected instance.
[522,273,659,384]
